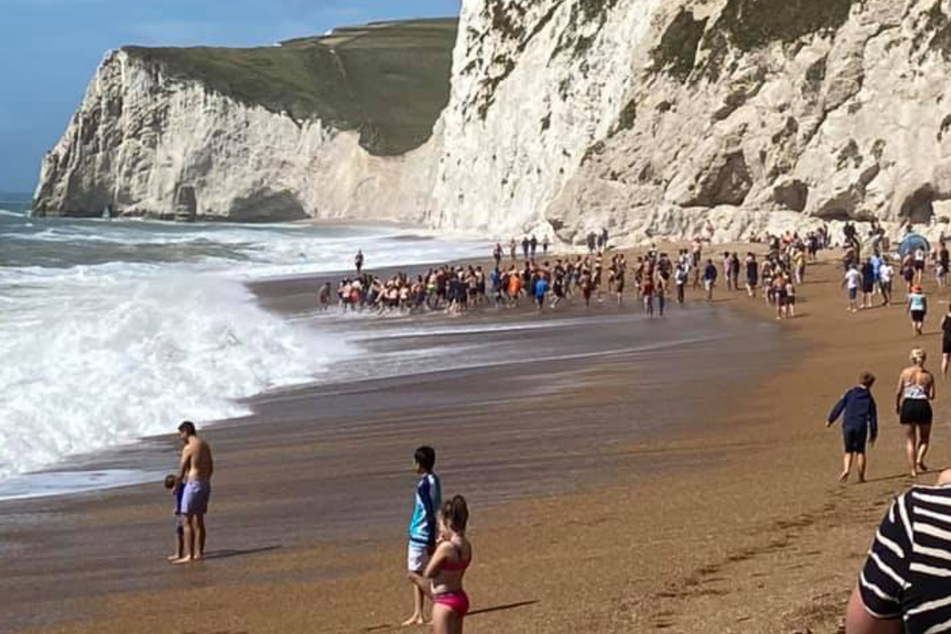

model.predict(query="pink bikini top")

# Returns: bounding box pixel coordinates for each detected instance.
[442,557,471,572]
[441,543,471,572]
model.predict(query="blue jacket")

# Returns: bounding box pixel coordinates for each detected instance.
[409,473,441,547]
[828,387,878,441]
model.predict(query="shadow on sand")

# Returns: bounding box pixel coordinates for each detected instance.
[361,600,538,632]
[200,544,283,561]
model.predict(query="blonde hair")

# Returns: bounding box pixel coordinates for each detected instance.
[911,348,927,365]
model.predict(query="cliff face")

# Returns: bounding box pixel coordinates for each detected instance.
[33,20,455,221]
[426,0,951,242]
[35,1,951,242]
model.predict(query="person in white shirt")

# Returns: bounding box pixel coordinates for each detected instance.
[842,265,861,313]
[879,258,893,306]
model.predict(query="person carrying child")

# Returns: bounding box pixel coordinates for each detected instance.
[826,372,878,483]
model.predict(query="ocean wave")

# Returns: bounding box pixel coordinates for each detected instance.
[0,219,491,487]
[0,269,353,480]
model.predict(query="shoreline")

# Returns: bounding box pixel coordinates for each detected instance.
[0,244,785,633]
[5,241,945,633]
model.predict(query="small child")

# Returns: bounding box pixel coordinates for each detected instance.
[826,372,878,483]
[402,446,442,626]
[164,474,185,562]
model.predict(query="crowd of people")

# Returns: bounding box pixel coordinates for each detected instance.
[318,229,828,321]
[177,220,951,634]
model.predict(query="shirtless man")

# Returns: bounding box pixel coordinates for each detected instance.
[173,421,214,564]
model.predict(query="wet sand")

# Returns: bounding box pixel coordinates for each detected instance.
[3,247,944,633]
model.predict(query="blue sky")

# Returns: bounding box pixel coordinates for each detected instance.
[0,0,461,193]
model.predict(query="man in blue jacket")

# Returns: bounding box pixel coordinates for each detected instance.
[826,372,878,483]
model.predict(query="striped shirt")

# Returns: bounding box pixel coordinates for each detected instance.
[861,486,951,632]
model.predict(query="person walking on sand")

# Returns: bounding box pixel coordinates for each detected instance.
[943,304,951,377]
[410,496,472,634]
[675,263,687,305]
[172,421,213,564]
[861,258,876,310]
[879,256,893,306]
[915,246,927,286]
[826,372,878,483]
[908,285,928,336]
[896,349,935,478]
[745,253,758,298]
[542,236,550,256]
[509,238,517,262]
[843,264,861,313]
[403,446,442,626]
[703,258,717,302]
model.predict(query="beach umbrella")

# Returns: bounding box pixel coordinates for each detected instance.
[899,233,931,257]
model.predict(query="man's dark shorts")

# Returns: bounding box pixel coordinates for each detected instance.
[843,427,868,454]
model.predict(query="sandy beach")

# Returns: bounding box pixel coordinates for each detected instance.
[2,244,944,634]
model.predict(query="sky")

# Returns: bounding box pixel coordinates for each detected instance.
[0,0,461,193]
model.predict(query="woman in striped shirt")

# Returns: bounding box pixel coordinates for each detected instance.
[847,471,951,633]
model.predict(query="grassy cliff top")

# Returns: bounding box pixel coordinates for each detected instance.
[123,18,457,156]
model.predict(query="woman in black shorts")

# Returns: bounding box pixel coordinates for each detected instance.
[942,304,951,377]
[896,349,936,477]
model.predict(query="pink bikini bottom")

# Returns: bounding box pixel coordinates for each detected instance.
[434,591,469,617]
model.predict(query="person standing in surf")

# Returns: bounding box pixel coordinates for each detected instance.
[355,250,364,275]
[172,421,213,564]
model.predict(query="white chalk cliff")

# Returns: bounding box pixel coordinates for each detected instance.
[34,0,951,243]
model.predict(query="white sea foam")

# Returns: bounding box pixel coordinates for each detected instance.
[0,218,490,492]
[0,264,350,481]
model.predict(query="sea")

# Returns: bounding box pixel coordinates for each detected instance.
[0,199,490,500]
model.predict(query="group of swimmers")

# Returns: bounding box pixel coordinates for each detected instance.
[318,266,492,314]
[322,230,825,321]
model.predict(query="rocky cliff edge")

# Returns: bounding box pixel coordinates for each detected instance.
[34,2,951,244]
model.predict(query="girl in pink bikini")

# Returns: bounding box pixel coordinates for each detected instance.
[410,495,472,634]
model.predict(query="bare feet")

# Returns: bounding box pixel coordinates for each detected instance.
[171,556,194,565]
[401,615,425,627]
[167,554,183,562]
[918,462,929,474]
[839,471,849,483]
